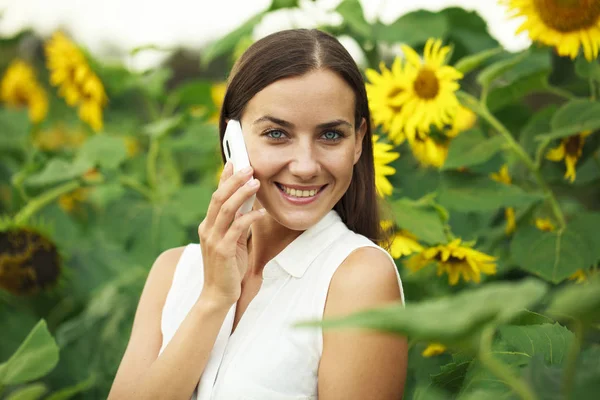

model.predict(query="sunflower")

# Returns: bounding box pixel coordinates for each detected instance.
[210,82,227,123]
[546,130,593,182]
[405,238,497,285]
[45,32,108,131]
[365,58,410,145]
[490,164,517,235]
[445,105,477,138]
[568,269,588,283]
[422,343,447,357]
[381,220,423,258]
[0,59,48,123]
[0,223,62,296]
[501,0,600,61]
[33,124,88,151]
[390,38,463,141]
[373,135,400,197]
[535,217,556,232]
[409,134,450,168]
[58,188,90,213]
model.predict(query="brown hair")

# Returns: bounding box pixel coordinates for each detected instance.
[219,29,390,248]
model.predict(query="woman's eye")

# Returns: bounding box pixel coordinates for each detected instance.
[322,131,342,141]
[266,130,286,140]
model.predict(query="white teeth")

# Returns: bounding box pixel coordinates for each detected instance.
[280,184,319,198]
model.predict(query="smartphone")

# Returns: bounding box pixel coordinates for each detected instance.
[223,119,256,215]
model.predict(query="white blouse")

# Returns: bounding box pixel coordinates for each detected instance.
[159,210,405,400]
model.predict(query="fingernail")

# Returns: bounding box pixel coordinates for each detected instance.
[258,208,266,214]
[247,178,259,186]
[241,166,252,174]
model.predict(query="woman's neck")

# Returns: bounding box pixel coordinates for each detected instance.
[245,214,303,280]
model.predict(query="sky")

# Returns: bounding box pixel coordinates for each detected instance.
[0,0,530,70]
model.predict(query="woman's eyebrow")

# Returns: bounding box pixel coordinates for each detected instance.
[253,115,352,129]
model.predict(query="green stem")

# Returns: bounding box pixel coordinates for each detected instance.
[147,138,160,192]
[119,176,153,200]
[479,326,538,400]
[562,320,583,399]
[544,84,576,100]
[461,92,566,229]
[13,180,81,225]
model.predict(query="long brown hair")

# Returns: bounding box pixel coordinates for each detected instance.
[218,29,389,248]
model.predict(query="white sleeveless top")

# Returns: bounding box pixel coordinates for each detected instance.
[159,210,404,400]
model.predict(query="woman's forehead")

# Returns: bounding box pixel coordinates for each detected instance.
[243,70,356,124]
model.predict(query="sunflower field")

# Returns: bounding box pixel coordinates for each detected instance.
[1,0,600,399]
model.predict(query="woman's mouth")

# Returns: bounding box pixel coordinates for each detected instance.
[275,182,328,204]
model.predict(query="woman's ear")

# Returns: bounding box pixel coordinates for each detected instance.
[353,118,367,165]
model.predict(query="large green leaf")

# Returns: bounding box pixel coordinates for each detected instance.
[45,374,95,400]
[460,323,573,398]
[440,7,499,55]
[374,10,448,47]
[546,275,600,323]
[390,198,447,245]
[442,129,506,170]
[294,279,547,344]
[454,48,503,75]
[431,361,471,394]
[172,81,213,108]
[202,13,265,66]
[487,71,549,112]
[335,0,371,39]
[511,225,593,284]
[23,158,91,187]
[571,347,600,399]
[142,114,185,139]
[5,383,47,400]
[168,182,214,225]
[75,135,128,170]
[536,99,600,141]
[0,320,59,385]
[575,57,600,81]
[568,212,600,263]
[518,105,557,157]
[437,172,544,212]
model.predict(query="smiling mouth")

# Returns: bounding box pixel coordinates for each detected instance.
[275,183,327,198]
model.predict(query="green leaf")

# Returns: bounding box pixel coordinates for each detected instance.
[454,47,503,75]
[442,129,506,170]
[202,13,265,66]
[0,108,30,152]
[568,212,600,263]
[168,182,214,225]
[510,310,554,326]
[460,323,573,397]
[572,347,600,399]
[438,172,544,212]
[142,114,185,139]
[335,0,371,38]
[268,0,299,11]
[24,158,91,187]
[431,361,470,394]
[5,383,47,400]
[546,275,600,323]
[173,81,213,108]
[390,198,447,245]
[487,71,549,112]
[374,10,448,47]
[294,279,547,345]
[519,106,557,157]
[75,135,128,170]
[521,355,563,400]
[536,99,600,141]
[45,374,96,400]
[441,7,499,55]
[575,57,600,81]
[477,52,528,87]
[0,320,59,385]
[511,225,592,284]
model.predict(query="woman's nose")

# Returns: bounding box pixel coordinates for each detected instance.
[288,144,320,180]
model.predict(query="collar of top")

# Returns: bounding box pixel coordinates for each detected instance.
[264,209,347,279]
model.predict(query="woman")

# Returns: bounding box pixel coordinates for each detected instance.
[109,29,407,400]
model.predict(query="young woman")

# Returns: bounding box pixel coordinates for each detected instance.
[109,29,407,400]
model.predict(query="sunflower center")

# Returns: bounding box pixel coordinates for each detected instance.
[565,134,583,155]
[534,0,600,32]
[413,68,440,99]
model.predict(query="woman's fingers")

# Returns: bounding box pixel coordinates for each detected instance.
[212,177,260,236]
[218,161,233,189]
[221,208,266,247]
[203,166,254,229]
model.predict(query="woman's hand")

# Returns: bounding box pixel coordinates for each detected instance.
[198,162,265,306]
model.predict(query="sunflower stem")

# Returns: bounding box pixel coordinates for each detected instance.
[479,326,539,400]
[119,175,154,200]
[458,91,566,229]
[13,180,81,225]
[562,320,583,399]
[147,137,160,194]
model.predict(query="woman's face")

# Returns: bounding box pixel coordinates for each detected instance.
[239,68,366,231]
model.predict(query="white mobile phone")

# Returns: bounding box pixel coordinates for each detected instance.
[223,119,255,215]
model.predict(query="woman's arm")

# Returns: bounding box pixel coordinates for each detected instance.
[108,247,231,400]
[318,247,408,400]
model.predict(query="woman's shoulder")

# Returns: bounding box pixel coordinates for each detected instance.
[148,244,200,288]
